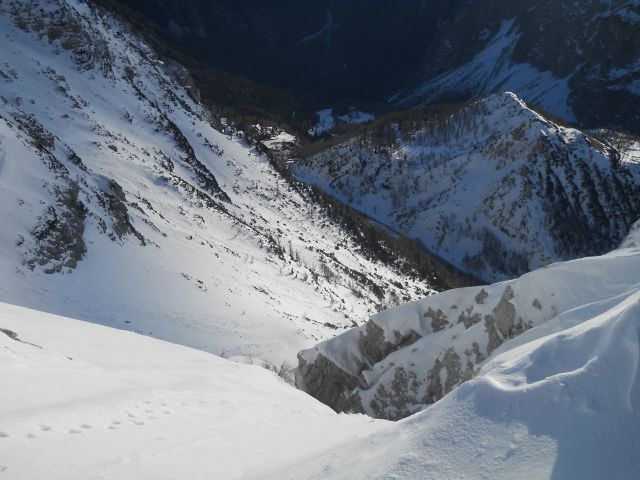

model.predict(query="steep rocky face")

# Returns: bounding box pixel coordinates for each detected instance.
[297,221,640,419]
[393,0,640,133]
[293,93,640,282]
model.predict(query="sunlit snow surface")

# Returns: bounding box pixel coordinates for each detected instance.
[0,302,387,479]
[0,0,427,367]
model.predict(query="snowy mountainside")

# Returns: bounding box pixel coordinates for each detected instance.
[0,0,432,366]
[392,0,640,133]
[0,302,388,479]
[293,92,640,282]
[297,219,640,420]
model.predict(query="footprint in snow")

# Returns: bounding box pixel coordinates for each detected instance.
[68,429,82,434]
[133,421,144,426]
[0,432,8,438]
[39,425,52,432]
[0,465,7,472]
[26,433,37,439]
[80,424,92,430]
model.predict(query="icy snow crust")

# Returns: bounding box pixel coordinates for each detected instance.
[0,0,428,366]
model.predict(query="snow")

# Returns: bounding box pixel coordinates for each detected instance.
[2,1,639,478]
[308,109,336,136]
[0,0,428,370]
[299,223,640,419]
[392,19,577,122]
[286,244,640,479]
[337,110,375,125]
[0,302,388,479]
[261,130,297,151]
[3,232,640,478]
[308,108,374,137]
[294,92,640,282]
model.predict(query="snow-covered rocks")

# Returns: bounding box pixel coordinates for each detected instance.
[293,92,640,282]
[297,219,640,420]
[286,284,640,479]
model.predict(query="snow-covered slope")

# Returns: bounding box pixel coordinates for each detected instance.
[0,0,431,366]
[293,93,640,282]
[4,230,640,479]
[286,285,640,479]
[0,302,388,479]
[297,220,640,420]
[393,18,577,121]
[392,0,640,133]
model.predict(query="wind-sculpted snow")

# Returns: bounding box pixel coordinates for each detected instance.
[288,282,640,479]
[293,92,640,282]
[0,0,431,366]
[297,223,640,420]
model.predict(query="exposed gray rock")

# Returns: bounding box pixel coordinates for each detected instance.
[457,307,482,329]
[25,182,87,274]
[425,307,449,332]
[295,352,363,414]
[475,288,488,304]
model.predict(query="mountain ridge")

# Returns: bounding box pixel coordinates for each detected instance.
[293,92,640,282]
